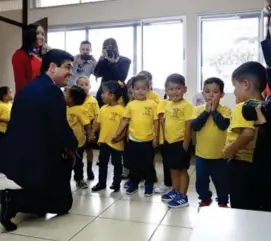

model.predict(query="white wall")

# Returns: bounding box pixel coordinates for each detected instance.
[0,0,265,107]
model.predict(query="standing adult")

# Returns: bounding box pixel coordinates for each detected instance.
[0,49,78,232]
[12,24,49,96]
[69,40,96,86]
[94,38,131,107]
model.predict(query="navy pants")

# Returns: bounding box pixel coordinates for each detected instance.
[196,156,228,204]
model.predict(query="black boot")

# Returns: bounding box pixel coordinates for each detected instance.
[0,190,17,232]
[87,162,95,180]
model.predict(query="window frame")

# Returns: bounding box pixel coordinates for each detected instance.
[47,16,187,87]
[197,11,263,93]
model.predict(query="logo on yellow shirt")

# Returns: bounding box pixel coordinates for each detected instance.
[171,108,180,119]
[109,112,118,122]
[142,107,152,116]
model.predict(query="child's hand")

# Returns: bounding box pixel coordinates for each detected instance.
[205,101,212,112]
[255,104,267,125]
[182,142,189,152]
[152,138,158,148]
[223,144,236,160]
[88,134,96,142]
[211,99,219,111]
[111,136,119,144]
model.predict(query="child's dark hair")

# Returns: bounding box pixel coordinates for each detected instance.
[69,86,87,105]
[165,73,186,88]
[130,75,149,88]
[138,70,152,81]
[232,61,267,93]
[204,77,224,93]
[102,81,129,105]
[126,77,133,89]
[0,86,10,101]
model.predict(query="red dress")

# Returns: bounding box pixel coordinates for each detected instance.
[12,49,42,95]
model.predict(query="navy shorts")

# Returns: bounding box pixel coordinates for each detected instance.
[164,141,192,170]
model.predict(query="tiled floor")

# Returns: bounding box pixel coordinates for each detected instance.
[0,153,218,241]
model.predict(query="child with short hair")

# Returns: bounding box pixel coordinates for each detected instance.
[90,81,127,192]
[0,86,13,137]
[66,85,93,189]
[161,74,194,208]
[138,71,160,104]
[191,77,231,207]
[76,76,99,180]
[114,75,159,196]
[223,61,267,210]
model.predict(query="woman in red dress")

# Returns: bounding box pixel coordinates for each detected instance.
[12,24,47,95]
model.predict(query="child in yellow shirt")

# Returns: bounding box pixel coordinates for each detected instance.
[66,86,93,189]
[114,75,159,196]
[138,70,160,104]
[191,78,231,208]
[90,81,127,192]
[76,76,99,180]
[161,74,194,208]
[223,62,266,210]
[0,87,13,137]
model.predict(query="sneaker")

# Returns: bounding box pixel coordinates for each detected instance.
[92,183,106,192]
[124,180,131,189]
[161,189,177,202]
[144,184,154,197]
[168,193,189,208]
[154,185,172,194]
[76,180,88,189]
[199,198,212,207]
[126,184,138,195]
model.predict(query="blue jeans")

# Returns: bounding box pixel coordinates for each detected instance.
[196,156,228,204]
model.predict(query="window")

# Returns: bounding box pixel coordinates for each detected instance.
[139,21,184,90]
[199,13,261,93]
[35,0,111,8]
[88,26,134,91]
[47,31,65,50]
[65,30,87,56]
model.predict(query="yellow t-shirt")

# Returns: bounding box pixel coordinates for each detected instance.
[83,96,99,120]
[157,99,168,145]
[0,102,11,133]
[124,99,158,141]
[226,102,257,163]
[67,105,92,148]
[164,99,194,143]
[192,104,231,159]
[147,91,160,104]
[97,104,125,151]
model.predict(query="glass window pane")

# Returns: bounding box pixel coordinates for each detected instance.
[36,0,79,7]
[142,21,184,91]
[65,30,86,56]
[201,17,260,93]
[47,31,65,50]
[88,26,134,91]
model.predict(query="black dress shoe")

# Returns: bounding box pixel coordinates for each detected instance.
[87,172,95,181]
[0,190,17,232]
[110,184,120,192]
[91,183,106,192]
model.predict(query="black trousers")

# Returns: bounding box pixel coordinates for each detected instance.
[128,140,156,185]
[8,167,73,215]
[160,145,172,187]
[228,160,254,210]
[73,146,85,182]
[98,144,122,186]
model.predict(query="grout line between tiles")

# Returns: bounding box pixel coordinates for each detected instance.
[96,216,164,225]
[67,196,120,241]
[147,207,170,241]
[3,232,57,241]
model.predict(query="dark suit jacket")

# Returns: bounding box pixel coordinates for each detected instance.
[0,74,78,189]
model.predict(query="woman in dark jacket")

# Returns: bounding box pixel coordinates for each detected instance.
[94,38,131,107]
[12,24,49,96]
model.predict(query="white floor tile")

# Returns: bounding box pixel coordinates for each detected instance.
[70,195,115,216]
[70,218,157,241]
[11,214,94,241]
[0,233,54,241]
[150,225,192,241]
[100,199,168,224]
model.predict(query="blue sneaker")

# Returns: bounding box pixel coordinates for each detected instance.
[124,180,131,189]
[126,184,138,195]
[144,184,154,197]
[168,193,189,208]
[161,189,176,202]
